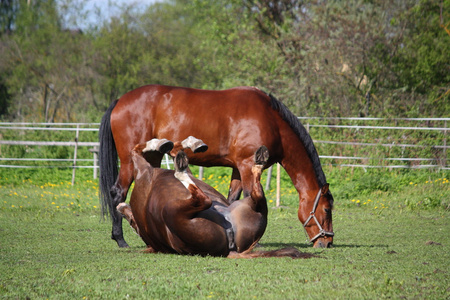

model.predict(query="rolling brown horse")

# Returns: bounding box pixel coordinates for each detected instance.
[99,85,334,249]
[117,137,310,258]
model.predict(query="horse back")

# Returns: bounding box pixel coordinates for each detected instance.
[111,85,285,167]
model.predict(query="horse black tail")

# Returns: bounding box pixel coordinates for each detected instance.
[99,100,119,219]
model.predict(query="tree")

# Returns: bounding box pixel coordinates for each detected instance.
[0,0,18,35]
[0,0,99,122]
[387,0,450,116]
[0,0,447,121]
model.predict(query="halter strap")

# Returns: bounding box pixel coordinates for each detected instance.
[302,186,334,243]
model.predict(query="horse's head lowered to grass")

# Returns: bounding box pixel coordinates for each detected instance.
[298,184,334,248]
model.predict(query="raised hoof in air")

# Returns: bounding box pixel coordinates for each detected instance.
[193,143,208,153]
[254,145,269,166]
[116,202,130,215]
[174,151,189,173]
[181,136,208,153]
[143,138,174,154]
[157,140,174,154]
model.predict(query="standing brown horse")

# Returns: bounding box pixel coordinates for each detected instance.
[99,85,334,249]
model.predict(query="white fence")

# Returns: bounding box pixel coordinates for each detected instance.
[0,118,448,183]
[302,117,449,170]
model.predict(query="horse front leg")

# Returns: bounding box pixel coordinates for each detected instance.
[117,203,140,236]
[234,157,259,201]
[249,146,269,207]
[227,168,243,203]
[169,136,208,157]
[110,163,134,248]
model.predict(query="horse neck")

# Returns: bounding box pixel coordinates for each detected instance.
[279,129,321,196]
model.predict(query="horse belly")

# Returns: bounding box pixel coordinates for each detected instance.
[153,111,281,168]
[171,218,229,256]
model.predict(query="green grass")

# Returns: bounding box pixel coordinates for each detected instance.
[0,168,449,299]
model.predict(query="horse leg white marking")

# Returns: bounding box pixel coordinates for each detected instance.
[143,138,171,153]
[116,203,140,236]
[116,202,129,214]
[181,136,198,149]
[181,136,207,152]
[174,170,196,189]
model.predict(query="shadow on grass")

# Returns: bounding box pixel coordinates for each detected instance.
[331,243,389,248]
[258,242,389,249]
[257,242,312,249]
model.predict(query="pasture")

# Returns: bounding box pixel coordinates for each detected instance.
[0,167,449,299]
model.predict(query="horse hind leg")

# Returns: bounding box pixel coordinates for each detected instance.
[173,151,196,189]
[182,136,208,153]
[141,138,174,154]
[172,150,216,218]
[173,150,212,209]
[109,163,135,248]
[170,136,208,157]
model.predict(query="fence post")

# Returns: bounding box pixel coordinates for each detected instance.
[444,120,447,168]
[164,154,171,169]
[265,165,273,191]
[90,146,98,179]
[199,166,204,181]
[71,125,80,186]
[276,163,281,207]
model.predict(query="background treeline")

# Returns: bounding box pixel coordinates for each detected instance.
[0,0,448,122]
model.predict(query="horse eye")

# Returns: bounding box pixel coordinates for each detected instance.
[324,208,331,215]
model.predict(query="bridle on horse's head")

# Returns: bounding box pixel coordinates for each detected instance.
[302,185,335,244]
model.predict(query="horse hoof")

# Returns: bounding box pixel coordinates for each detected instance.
[182,136,208,153]
[158,140,174,154]
[116,202,129,215]
[254,146,269,165]
[193,144,208,153]
[112,237,130,248]
[174,151,189,172]
[117,241,130,248]
[143,139,174,153]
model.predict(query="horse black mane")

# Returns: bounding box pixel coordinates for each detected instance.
[267,93,327,188]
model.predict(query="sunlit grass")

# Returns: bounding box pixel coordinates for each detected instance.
[342,176,449,210]
[0,178,99,213]
[1,167,448,214]
[0,167,449,299]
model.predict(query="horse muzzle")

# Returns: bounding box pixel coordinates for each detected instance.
[313,236,333,248]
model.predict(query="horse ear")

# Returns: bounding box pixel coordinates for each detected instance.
[321,183,329,195]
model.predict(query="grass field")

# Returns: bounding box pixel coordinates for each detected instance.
[0,168,449,299]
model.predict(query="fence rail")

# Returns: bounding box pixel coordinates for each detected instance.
[0,118,448,180]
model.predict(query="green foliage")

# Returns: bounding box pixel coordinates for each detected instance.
[394,0,450,93]
[0,0,448,119]
[0,0,18,35]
